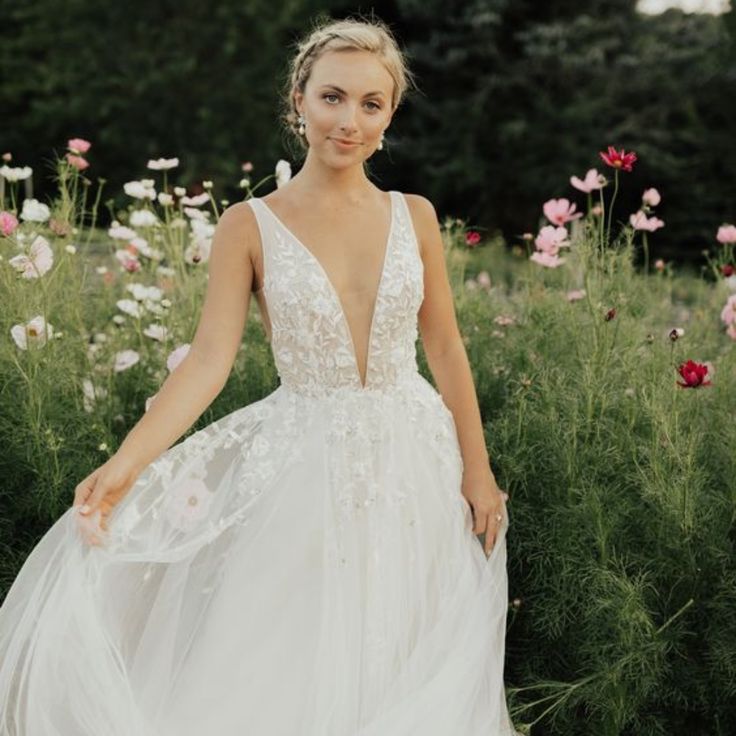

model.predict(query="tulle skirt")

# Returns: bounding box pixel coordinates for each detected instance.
[0,372,515,735]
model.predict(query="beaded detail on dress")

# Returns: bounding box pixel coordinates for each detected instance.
[247,191,424,396]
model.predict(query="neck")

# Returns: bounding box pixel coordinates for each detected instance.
[284,150,377,207]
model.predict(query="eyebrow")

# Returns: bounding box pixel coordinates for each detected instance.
[319,84,386,98]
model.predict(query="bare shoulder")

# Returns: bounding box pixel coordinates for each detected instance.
[216,199,261,262]
[401,193,439,260]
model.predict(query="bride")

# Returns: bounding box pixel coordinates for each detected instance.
[0,14,516,735]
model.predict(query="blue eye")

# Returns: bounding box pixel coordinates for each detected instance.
[322,93,381,111]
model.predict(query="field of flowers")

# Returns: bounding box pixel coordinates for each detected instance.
[1,139,735,735]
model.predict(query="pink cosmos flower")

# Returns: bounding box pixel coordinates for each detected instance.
[629,211,665,231]
[676,360,713,388]
[163,477,213,532]
[566,289,586,302]
[654,259,666,272]
[543,198,583,226]
[476,271,491,289]
[599,146,637,172]
[570,168,606,193]
[534,225,570,255]
[716,224,736,244]
[465,230,481,246]
[8,235,54,278]
[0,211,19,236]
[115,249,141,272]
[530,251,565,268]
[65,154,89,171]
[720,294,736,326]
[642,188,661,206]
[67,138,91,154]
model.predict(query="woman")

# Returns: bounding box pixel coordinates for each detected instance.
[0,15,515,735]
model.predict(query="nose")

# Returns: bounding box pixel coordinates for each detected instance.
[339,105,359,132]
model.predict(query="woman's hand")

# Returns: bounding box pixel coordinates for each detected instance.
[72,454,142,546]
[461,466,509,557]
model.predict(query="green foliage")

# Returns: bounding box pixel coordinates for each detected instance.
[448,224,735,733]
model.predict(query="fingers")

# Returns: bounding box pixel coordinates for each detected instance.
[73,471,98,512]
[471,493,508,557]
[79,478,109,517]
[75,507,105,547]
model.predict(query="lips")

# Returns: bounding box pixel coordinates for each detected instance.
[330,138,360,145]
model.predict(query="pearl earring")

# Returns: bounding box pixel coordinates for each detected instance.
[297,115,306,136]
[377,132,385,151]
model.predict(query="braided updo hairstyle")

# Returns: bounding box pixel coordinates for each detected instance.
[281,15,417,157]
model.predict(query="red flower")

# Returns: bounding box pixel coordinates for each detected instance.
[465,230,481,247]
[599,146,637,172]
[676,360,713,388]
[722,263,734,277]
[604,307,616,321]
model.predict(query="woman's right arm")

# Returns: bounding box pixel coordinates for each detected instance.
[74,202,260,534]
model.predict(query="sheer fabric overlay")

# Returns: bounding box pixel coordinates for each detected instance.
[0,191,515,735]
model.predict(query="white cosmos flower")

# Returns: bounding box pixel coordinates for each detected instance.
[184,240,211,265]
[82,377,109,413]
[180,193,209,206]
[20,198,51,223]
[190,219,214,240]
[144,300,166,316]
[8,235,53,278]
[173,186,186,197]
[123,180,156,200]
[275,159,291,188]
[143,323,169,341]
[108,225,138,240]
[114,349,140,372]
[129,209,159,228]
[65,244,77,254]
[11,316,54,349]
[146,157,179,170]
[1,165,33,182]
[158,192,174,206]
[129,237,154,257]
[126,283,163,302]
[167,343,190,372]
[116,298,143,318]
[183,206,209,221]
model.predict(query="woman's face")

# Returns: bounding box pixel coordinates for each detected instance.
[295,49,395,165]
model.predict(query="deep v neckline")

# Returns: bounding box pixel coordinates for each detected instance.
[256,191,396,390]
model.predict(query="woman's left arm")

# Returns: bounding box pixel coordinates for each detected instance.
[406,194,508,555]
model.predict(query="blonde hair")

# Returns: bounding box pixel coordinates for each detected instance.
[280,14,418,155]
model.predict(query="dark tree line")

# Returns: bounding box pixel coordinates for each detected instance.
[1,0,734,263]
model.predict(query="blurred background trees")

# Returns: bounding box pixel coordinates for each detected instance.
[1,0,734,263]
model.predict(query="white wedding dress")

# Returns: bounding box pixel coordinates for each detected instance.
[0,190,515,735]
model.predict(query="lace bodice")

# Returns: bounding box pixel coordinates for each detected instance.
[247,191,424,396]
